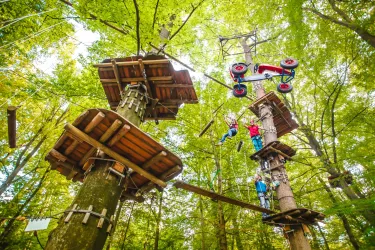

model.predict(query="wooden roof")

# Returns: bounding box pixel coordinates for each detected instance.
[250,141,296,161]
[45,109,182,201]
[262,208,325,226]
[95,55,198,121]
[249,92,298,138]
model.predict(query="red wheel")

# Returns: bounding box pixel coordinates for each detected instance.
[280,58,299,69]
[233,84,247,97]
[231,63,248,75]
[277,83,293,93]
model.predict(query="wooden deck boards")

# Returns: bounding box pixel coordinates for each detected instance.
[249,92,298,137]
[46,109,182,201]
[250,141,296,161]
[262,208,325,226]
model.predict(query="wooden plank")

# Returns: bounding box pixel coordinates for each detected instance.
[111,59,123,94]
[64,204,78,223]
[174,181,275,214]
[84,112,105,133]
[82,205,93,224]
[79,148,96,166]
[54,134,68,149]
[64,124,167,188]
[142,151,167,170]
[136,165,182,194]
[7,106,17,148]
[49,149,67,162]
[199,119,214,137]
[100,119,122,142]
[94,59,170,67]
[107,124,131,146]
[100,76,173,83]
[72,110,90,126]
[155,84,193,88]
[97,209,107,228]
[64,140,80,155]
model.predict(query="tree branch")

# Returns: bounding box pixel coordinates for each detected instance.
[132,0,140,55]
[152,0,160,30]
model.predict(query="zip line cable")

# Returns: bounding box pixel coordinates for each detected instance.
[0,8,58,31]
[0,20,67,49]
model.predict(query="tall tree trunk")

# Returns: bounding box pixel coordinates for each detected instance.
[317,177,360,250]
[45,87,147,249]
[154,192,163,250]
[241,37,311,250]
[211,131,228,250]
[290,106,375,227]
[232,216,244,250]
[106,201,125,250]
[199,192,206,249]
[0,167,50,247]
[121,202,135,250]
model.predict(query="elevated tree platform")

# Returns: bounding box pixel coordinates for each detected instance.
[174,181,276,214]
[249,91,298,137]
[250,141,296,161]
[45,108,182,201]
[94,55,198,121]
[262,208,325,226]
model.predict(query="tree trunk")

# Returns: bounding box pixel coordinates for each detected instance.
[232,216,244,250]
[316,223,330,250]
[291,111,375,227]
[199,193,206,250]
[211,131,228,250]
[317,177,360,250]
[241,38,311,250]
[154,192,163,250]
[121,202,135,250]
[45,87,147,249]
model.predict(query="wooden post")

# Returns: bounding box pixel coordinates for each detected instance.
[241,39,311,250]
[7,106,17,148]
[45,85,149,250]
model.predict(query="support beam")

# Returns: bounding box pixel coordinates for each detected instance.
[64,123,167,188]
[107,124,131,146]
[199,119,214,137]
[141,151,167,170]
[111,59,123,94]
[94,59,170,67]
[84,112,105,133]
[7,106,17,148]
[100,76,173,83]
[174,181,275,214]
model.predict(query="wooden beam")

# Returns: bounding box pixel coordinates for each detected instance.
[79,148,96,166]
[154,84,193,88]
[64,140,80,155]
[136,165,182,195]
[174,181,275,214]
[72,110,90,126]
[54,134,67,149]
[64,123,167,188]
[49,149,67,162]
[141,151,167,170]
[138,58,153,99]
[199,119,214,137]
[100,76,173,83]
[111,59,123,94]
[107,124,131,146]
[7,106,17,148]
[100,119,123,142]
[269,146,292,159]
[84,112,105,133]
[94,59,170,68]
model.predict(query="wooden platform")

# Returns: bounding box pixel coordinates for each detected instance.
[94,55,198,120]
[174,181,275,214]
[262,208,325,226]
[249,92,298,137]
[45,109,183,201]
[250,141,296,161]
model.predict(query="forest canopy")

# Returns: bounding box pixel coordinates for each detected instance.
[0,0,374,249]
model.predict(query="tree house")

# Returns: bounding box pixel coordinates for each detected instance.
[47,55,198,202]
[94,55,198,122]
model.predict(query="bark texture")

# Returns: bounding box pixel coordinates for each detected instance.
[45,87,146,249]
